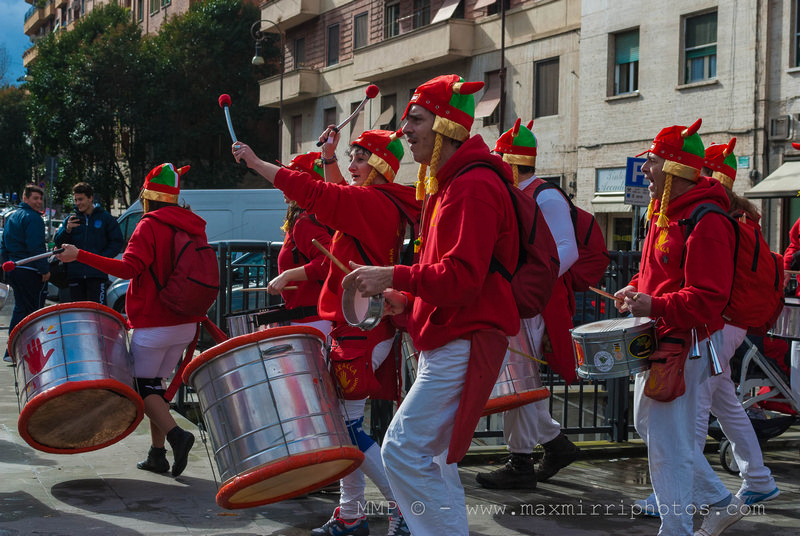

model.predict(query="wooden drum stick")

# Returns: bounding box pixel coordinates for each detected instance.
[312,239,351,275]
[589,286,624,303]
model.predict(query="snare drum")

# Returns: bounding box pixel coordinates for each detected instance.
[183,326,364,509]
[483,322,550,416]
[10,302,144,454]
[768,298,799,339]
[342,286,383,331]
[571,317,655,380]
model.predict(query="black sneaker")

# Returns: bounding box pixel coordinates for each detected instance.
[311,507,369,536]
[168,429,195,477]
[137,446,170,474]
[475,453,537,490]
[535,433,579,482]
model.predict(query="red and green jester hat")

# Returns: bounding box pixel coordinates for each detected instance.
[493,118,537,187]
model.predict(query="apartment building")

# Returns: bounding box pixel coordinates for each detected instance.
[258,0,800,250]
[22,0,194,67]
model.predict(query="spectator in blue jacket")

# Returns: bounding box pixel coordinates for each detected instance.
[1,184,50,363]
[54,182,123,304]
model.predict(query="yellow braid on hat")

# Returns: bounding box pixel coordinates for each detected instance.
[647,197,656,220]
[416,164,427,200]
[426,133,443,195]
[655,174,674,229]
[362,168,378,187]
[512,164,519,188]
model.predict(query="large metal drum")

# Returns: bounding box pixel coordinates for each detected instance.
[183,325,363,509]
[483,322,550,416]
[768,298,798,339]
[9,302,143,454]
[571,317,655,380]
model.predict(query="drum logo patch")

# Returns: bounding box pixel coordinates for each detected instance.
[573,341,584,366]
[593,351,614,373]
[628,334,654,359]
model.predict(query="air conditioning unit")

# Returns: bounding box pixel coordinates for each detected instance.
[769,115,793,140]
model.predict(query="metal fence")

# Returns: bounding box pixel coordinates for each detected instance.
[179,245,644,443]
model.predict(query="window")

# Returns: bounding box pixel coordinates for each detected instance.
[475,70,501,126]
[294,38,305,68]
[349,101,365,141]
[385,3,400,38]
[354,13,368,49]
[327,24,340,66]
[137,0,143,21]
[431,0,464,23]
[613,30,639,95]
[534,58,559,118]
[149,0,157,14]
[684,11,717,83]
[486,0,510,16]
[324,107,337,132]
[795,0,800,67]
[413,0,430,29]
[161,0,170,7]
[376,94,397,130]
[291,115,303,154]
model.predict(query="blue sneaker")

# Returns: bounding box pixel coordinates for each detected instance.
[311,507,369,536]
[632,493,660,517]
[736,487,780,505]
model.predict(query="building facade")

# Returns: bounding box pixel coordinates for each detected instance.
[258,0,800,250]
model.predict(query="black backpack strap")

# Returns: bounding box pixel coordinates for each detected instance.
[678,202,739,272]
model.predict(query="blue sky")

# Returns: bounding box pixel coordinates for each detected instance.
[1,0,32,85]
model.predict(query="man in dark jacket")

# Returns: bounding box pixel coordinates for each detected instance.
[54,182,123,304]
[1,184,50,363]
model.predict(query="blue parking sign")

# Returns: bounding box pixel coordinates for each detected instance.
[625,157,649,206]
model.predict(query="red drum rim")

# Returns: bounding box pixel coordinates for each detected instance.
[182,325,326,383]
[216,446,364,509]
[481,387,550,417]
[18,379,144,454]
[8,301,127,352]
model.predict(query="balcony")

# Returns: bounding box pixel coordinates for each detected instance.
[258,68,320,107]
[23,1,56,35]
[353,20,474,82]
[23,45,38,68]
[259,0,320,32]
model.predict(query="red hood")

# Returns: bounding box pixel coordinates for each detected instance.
[652,176,731,217]
[143,205,208,236]
[435,135,514,190]
[371,182,422,222]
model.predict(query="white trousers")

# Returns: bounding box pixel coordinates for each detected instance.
[337,337,394,519]
[130,323,197,379]
[634,328,731,536]
[382,338,471,536]
[696,324,775,495]
[504,315,562,451]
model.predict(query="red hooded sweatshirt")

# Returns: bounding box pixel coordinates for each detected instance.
[277,211,332,321]
[76,206,208,328]
[784,216,800,297]
[629,177,734,333]
[392,135,520,351]
[275,168,421,326]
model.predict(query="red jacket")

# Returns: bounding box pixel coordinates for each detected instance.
[629,177,734,333]
[76,206,208,328]
[784,217,800,297]
[392,135,520,350]
[277,211,331,321]
[275,168,421,326]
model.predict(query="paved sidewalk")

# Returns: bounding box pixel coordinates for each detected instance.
[1,295,798,535]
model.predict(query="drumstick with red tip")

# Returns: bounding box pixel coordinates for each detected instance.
[316,84,380,147]
[3,249,64,272]
[218,94,238,143]
[589,286,624,303]
[312,239,351,275]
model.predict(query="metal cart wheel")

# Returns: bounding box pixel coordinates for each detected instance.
[719,438,740,475]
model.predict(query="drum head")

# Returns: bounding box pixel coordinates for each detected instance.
[18,380,144,454]
[216,446,364,509]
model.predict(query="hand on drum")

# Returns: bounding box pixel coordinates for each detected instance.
[342,262,394,297]
[383,289,407,316]
[617,288,652,317]
[56,244,80,263]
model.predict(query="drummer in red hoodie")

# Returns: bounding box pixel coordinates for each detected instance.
[266,152,333,336]
[613,121,745,536]
[57,164,202,478]
[233,128,420,536]
[341,75,521,536]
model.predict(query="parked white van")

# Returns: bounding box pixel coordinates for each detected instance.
[116,188,288,244]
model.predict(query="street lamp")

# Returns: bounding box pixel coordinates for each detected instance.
[251,20,285,160]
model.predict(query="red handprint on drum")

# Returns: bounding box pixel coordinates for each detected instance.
[23,338,54,375]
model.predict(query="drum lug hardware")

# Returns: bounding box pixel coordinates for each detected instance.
[260,344,293,357]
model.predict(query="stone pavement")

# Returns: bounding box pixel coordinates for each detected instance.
[1,294,798,535]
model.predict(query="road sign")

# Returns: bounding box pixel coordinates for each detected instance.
[625,157,649,207]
